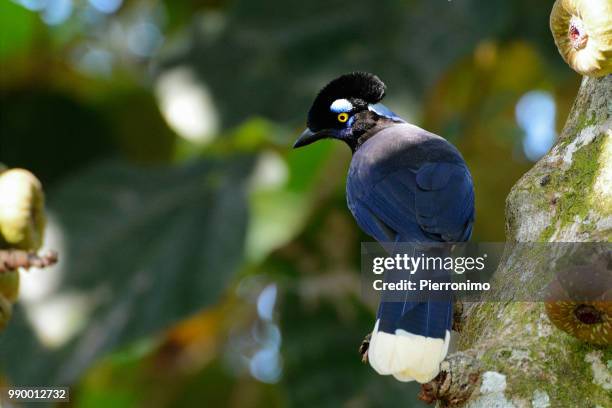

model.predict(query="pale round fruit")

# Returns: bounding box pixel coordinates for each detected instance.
[0,169,46,250]
[550,0,612,77]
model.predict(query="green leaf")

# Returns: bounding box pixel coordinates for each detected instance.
[246,142,335,262]
[0,157,253,385]
[0,1,36,59]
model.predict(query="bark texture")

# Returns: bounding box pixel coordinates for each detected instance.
[425,75,612,407]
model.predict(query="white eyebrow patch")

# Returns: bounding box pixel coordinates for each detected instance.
[330,98,353,113]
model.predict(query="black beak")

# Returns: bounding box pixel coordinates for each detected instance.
[293,128,329,148]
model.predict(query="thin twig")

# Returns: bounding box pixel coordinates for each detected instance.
[0,250,58,273]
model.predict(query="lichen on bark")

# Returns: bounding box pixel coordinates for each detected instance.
[428,75,612,407]
[506,74,611,243]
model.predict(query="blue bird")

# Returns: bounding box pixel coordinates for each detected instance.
[294,72,475,383]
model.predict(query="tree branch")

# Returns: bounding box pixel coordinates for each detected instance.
[421,75,611,407]
[0,250,58,273]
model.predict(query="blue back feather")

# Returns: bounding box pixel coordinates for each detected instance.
[346,123,474,338]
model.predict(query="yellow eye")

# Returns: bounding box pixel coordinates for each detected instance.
[337,113,349,123]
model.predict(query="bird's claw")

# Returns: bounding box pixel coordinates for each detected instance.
[359,333,371,363]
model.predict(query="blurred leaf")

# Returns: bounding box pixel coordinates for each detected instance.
[280,291,428,408]
[170,362,283,408]
[77,389,140,408]
[162,0,229,32]
[160,0,518,133]
[73,338,158,408]
[247,141,335,262]
[0,88,115,186]
[73,289,282,408]
[284,142,334,193]
[103,90,176,163]
[231,118,286,150]
[0,157,254,385]
[0,2,36,60]
[248,189,307,262]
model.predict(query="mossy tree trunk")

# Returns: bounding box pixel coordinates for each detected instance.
[423,75,611,407]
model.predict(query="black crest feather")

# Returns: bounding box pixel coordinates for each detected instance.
[307,72,386,130]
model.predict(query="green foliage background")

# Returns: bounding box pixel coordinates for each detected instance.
[0,0,580,406]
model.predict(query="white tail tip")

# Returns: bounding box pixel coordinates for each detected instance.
[368,319,450,383]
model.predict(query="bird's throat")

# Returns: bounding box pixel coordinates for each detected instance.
[350,116,397,153]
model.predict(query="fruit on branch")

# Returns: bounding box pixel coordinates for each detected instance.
[0,169,48,332]
[544,254,612,346]
[0,169,46,250]
[545,300,611,346]
[550,0,612,76]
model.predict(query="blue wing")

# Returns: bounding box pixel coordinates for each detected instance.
[348,161,474,244]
